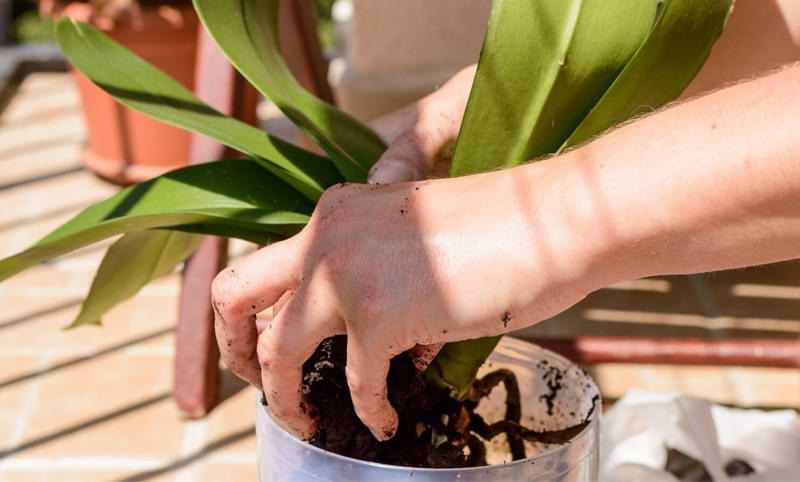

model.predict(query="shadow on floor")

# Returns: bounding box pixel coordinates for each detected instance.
[0,298,82,333]
[0,327,174,391]
[117,426,255,482]
[0,392,170,459]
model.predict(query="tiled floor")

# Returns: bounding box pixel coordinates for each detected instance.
[0,72,797,482]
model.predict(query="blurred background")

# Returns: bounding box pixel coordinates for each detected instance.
[0,1,797,481]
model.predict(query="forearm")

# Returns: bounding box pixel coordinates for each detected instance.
[523,63,800,290]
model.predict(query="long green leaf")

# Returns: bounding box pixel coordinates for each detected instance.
[0,161,312,282]
[431,0,733,397]
[71,231,202,327]
[193,0,386,181]
[450,0,657,175]
[55,18,342,200]
[562,0,734,149]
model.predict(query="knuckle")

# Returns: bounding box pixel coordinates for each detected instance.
[210,268,234,304]
[346,371,373,398]
[347,375,374,400]
[317,187,342,207]
[257,330,300,372]
[314,197,351,232]
[211,268,245,317]
[256,335,283,371]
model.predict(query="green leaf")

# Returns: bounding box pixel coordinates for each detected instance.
[55,18,342,200]
[0,160,312,282]
[423,337,501,399]
[450,0,657,176]
[71,231,202,327]
[193,0,386,181]
[562,0,734,149]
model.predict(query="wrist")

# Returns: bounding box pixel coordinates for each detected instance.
[512,151,651,295]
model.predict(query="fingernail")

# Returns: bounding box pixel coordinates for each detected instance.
[368,160,418,184]
[371,410,399,441]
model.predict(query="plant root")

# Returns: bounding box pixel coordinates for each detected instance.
[470,369,526,460]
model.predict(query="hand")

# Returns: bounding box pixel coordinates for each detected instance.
[367,64,476,184]
[211,160,597,441]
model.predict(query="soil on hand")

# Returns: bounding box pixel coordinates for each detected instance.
[286,336,596,468]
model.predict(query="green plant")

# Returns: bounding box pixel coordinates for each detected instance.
[0,0,732,399]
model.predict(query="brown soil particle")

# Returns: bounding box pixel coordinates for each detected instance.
[501,311,513,327]
[300,336,596,468]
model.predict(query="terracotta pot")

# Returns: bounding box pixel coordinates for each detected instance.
[67,4,198,185]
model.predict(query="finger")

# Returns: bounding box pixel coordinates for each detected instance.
[409,343,443,372]
[259,284,343,440]
[346,337,406,441]
[369,102,420,145]
[367,113,458,184]
[211,239,301,388]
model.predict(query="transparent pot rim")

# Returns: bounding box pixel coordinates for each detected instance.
[259,336,601,474]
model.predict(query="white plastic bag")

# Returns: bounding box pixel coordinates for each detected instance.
[600,390,800,481]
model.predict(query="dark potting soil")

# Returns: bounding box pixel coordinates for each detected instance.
[285,336,597,468]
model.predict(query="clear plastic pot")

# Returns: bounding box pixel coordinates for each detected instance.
[257,336,601,481]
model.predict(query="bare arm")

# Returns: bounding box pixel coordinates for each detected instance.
[549,62,800,287]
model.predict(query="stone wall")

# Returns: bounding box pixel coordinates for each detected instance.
[330,0,491,121]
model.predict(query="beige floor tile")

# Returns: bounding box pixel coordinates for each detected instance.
[200,463,258,482]
[0,470,175,482]
[10,353,183,460]
[0,357,46,451]
[0,292,176,355]
[0,173,117,257]
[204,372,258,460]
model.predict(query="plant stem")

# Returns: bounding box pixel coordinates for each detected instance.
[423,336,500,399]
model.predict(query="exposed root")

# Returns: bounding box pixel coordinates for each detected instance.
[470,369,525,460]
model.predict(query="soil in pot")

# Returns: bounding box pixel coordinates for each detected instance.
[266,336,599,469]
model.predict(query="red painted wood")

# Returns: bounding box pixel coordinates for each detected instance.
[173,237,228,417]
[531,337,800,368]
[172,28,238,418]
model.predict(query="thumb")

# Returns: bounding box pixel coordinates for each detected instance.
[368,102,463,184]
[368,158,420,184]
[367,126,450,184]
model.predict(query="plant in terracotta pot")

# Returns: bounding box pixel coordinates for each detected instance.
[41,0,198,185]
[0,0,733,479]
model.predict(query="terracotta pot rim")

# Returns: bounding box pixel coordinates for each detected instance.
[80,148,181,186]
[57,2,197,33]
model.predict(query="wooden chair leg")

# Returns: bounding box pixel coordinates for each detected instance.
[173,237,228,417]
[172,27,247,418]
